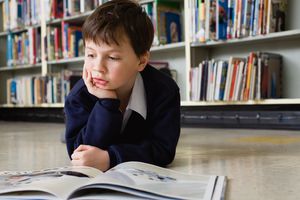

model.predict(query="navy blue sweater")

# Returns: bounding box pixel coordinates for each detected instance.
[64,65,180,168]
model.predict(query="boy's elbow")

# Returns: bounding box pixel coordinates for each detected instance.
[156,152,176,167]
[153,144,177,167]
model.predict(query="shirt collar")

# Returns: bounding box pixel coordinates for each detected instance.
[126,73,147,119]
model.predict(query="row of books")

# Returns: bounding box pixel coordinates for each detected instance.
[47,0,184,61]
[2,0,184,66]
[46,22,83,61]
[190,52,282,102]
[6,27,41,67]
[189,0,287,43]
[141,0,183,45]
[1,0,42,31]
[5,23,82,66]
[6,70,81,105]
[50,0,109,19]
[0,0,109,31]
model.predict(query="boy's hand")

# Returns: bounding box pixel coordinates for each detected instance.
[82,66,117,99]
[71,145,110,172]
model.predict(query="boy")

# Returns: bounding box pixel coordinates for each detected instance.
[64,0,180,171]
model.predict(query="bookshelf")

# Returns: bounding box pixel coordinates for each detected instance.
[0,0,300,128]
[0,0,187,108]
[183,0,300,107]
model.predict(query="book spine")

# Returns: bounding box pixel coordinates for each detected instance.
[199,0,206,42]
[227,0,234,39]
[218,0,228,40]
[249,0,256,36]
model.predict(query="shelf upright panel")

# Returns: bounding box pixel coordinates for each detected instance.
[184,0,192,102]
[41,0,47,76]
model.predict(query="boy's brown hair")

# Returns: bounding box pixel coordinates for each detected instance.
[82,0,154,57]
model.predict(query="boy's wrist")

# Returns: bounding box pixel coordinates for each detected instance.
[98,98,121,111]
[107,146,119,168]
[101,150,110,172]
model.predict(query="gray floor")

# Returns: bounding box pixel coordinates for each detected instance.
[1,121,300,200]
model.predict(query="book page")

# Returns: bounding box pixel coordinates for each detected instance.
[72,162,219,200]
[212,176,227,200]
[0,166,102,199]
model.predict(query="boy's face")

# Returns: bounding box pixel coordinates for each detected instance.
[84,34,148,94]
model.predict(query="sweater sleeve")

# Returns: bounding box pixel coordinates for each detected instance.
[107,87,181,168]
[64,93,123,158]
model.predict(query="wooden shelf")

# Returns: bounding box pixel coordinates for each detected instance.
[47,57,84,65]
[150,42,185,52]
[46,42,185,65]
[63,11,93,23]
[181,99,300,106]
[0,63,42,71]
[191,29,300,48]
[0,31,7,37]
[2,99,299,108]
[47,11,93,25]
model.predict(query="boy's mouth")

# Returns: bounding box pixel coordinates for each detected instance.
[92,78,108,86]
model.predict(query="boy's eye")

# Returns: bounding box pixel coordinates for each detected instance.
[108,56,120,61]
[87,54,94,58]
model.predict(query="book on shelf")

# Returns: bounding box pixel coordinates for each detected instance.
[259,52,282,99]
[209,0,217,41]
[190,0,288,42]
[189,51,282,102]
[5,69,82,105]
[2,0,41,30]
[1,0,9,31]
[218,61,229,101]
[266,0,287,34]
[61,21,84,59]
[6,27,41,67]
[165,11,182,43]
[241,0,253,38]
[63,0,98,17]
[224,57,244,101]
[46,26,63,61]
[216,0,228,40]
[153,0,182,45]
[50,0,64,19]
[0,161,227,200]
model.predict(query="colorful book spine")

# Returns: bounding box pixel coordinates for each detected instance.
[209,0,217,40]
[227,0,234,39]
[217,0,228,40]
[249,0,256,36]
[242,0,252,37]
[199,0,206,42]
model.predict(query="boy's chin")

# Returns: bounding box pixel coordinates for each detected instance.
[94,83,106,89]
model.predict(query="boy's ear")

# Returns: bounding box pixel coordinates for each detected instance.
[138,51,150,71]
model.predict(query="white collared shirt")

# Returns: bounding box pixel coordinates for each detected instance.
[121,73,147,132]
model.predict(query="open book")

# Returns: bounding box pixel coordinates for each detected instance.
[0,161,226,200]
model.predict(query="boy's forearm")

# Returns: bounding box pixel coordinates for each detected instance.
[84,99,122,148]
[65,97,122,157]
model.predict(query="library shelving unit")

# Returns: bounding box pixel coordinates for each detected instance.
[0,0,188,122]
[180,0,300,129]
[0,0,300,129]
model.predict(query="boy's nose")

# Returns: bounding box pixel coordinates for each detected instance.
[93,58,106,73]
